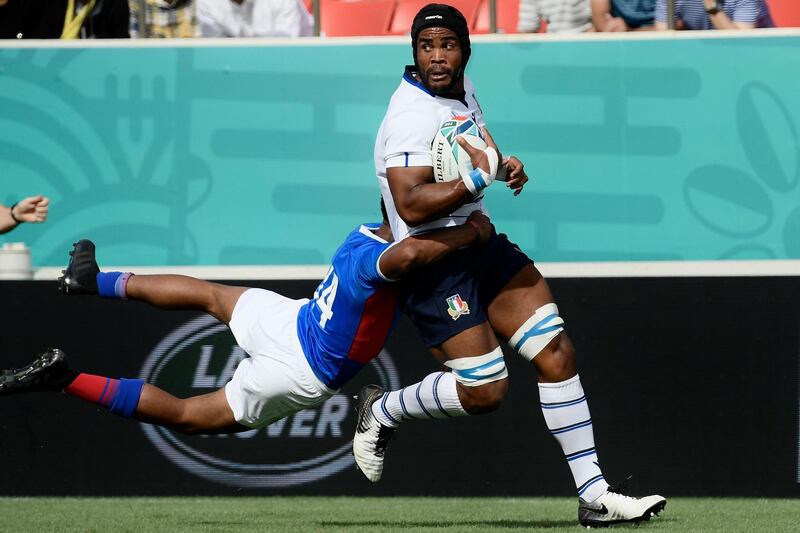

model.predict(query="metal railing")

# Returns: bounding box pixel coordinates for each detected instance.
[667,0,676,30]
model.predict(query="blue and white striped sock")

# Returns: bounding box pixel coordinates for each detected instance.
[539,374,609,502]
[371,372,467,428]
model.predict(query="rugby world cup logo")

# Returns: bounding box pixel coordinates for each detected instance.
[139,315,400,488]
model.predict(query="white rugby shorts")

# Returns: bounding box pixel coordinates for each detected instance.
[225,288,335,428]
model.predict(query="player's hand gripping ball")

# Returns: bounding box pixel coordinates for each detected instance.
[431,116,487,183]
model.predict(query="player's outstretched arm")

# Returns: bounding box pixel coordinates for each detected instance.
[378,211,492,280]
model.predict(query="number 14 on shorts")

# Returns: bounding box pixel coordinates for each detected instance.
[313,267,339,328]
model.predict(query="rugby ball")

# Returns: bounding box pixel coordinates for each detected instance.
[431,116,487,183]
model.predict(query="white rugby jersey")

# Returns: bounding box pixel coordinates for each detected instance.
[375,66,489,241]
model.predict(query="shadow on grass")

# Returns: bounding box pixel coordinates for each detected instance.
[319,519,576,529]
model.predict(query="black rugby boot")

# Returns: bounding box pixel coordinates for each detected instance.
[58,239,99,295]
[0,349,78,395]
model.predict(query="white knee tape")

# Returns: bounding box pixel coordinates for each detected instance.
[509,303,564,362]
[444,347,508,387]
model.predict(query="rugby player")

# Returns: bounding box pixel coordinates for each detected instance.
[353,3,666,527]
[0,209,492,436]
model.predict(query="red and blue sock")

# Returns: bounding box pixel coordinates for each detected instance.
[64,374,144,418]
[96,272,132,299]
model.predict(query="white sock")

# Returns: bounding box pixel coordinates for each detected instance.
[371,371,467,428]
[539,374,609,502]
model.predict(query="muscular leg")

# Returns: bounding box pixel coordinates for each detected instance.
[135,385,249,434]
[119,278,249,431]
[357,321,509,482]
[371,321,508,430]
[61,371,249,435]
[125,275,247,325]
[487,264,609,502]
[428,322,508,414]
[487,264,576,382]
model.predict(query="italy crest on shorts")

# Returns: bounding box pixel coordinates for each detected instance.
[446,294,470,320]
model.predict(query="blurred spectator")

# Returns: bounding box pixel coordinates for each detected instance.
[63,0,130,38]
[592,0,655,31]
[130,0,197,38]
[0,195,50,235]
[655,0,774,30]
[0,0,128,39]
[518,0,594,33]
[196,0,313,37]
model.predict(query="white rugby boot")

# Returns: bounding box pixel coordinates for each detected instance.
[578,484,666,528]
[353,384,396,482]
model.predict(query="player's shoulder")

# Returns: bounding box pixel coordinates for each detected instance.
[334,224,393,285]
[342,224,391,251]
[385,77,443,136]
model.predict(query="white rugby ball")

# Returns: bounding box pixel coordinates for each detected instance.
[431,116,487,183]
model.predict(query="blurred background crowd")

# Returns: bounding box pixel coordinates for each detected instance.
[0,0,797,40]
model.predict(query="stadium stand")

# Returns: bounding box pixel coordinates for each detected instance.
[321,0,396,36]
[768,0,800,27]
[388,0,481,34]
[473,0,521,34]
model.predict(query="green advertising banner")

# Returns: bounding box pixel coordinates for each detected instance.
[2,34,799,266]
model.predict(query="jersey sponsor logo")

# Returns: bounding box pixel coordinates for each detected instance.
[139,315,400,489]
[446,294,470,320]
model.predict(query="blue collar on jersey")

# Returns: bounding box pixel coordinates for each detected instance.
[402,65,470,106]
[402,65,434,96]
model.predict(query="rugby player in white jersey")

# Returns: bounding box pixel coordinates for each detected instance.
[0,208,492,438]
[354,3,666,527]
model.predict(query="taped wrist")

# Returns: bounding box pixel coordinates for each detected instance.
[460,146,499,195]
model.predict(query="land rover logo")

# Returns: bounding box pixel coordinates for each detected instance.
[139,315,400,488]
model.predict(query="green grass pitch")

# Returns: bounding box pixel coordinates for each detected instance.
[0,497,798,532]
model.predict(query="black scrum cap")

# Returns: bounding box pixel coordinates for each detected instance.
[411,4,471,68]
